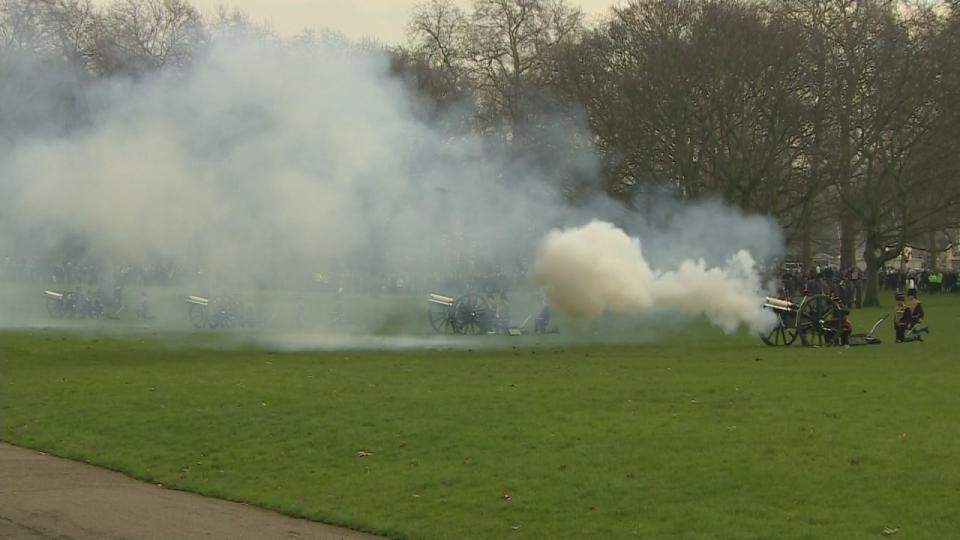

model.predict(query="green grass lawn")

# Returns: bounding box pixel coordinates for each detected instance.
[2,295,959,539]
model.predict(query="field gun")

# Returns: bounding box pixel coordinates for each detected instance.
[186,294,258,329]
[760,294,844,347]
[44,289,106,319]
[428,292,520,335]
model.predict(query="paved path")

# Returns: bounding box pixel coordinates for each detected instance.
[0,442,386,540]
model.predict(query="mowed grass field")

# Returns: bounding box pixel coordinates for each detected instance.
[2,295,959,539]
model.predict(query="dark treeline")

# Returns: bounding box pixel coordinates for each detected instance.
[2,0,959,305]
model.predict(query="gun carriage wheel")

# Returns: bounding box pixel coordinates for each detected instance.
[45,291,66,319]
[188,304,207,328]
[760,310,799,346]
[759,296,801,347]
[186,295,210,328]
[451,293,491,335]
[427,293,457,334]
[797,294,843,347]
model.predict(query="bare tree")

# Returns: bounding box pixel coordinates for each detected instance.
[408,0,467,73]
[93,0,205,75]
[0,0,100,140]
[556,0,817,217]
[780,0,960,304]
[208,5,275,42]
[464,0,583,137]
[403,0,471,112]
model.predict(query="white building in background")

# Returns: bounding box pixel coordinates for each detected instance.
[892,244,960,272]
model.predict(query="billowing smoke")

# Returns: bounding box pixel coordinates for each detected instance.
[0,38,567,288]
[0,32,783,341]
[530,221,774,333]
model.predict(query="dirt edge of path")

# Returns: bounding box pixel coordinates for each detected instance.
[0,441,388,540]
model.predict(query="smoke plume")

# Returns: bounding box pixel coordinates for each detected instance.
[530,221,773,333]
[0,31,782,341]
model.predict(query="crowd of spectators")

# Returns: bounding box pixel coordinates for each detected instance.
[778,266,865,307]
[0,255,204,288]
[776,263,959,308]
[878,266,957,294]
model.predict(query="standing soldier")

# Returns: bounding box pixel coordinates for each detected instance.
[333,287,344,324]
[137,291,150,320]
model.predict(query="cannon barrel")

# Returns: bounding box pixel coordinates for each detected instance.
[185,295,209,306]
[44,290,64,300]
[428,293,455,307]
[763,296,796,311]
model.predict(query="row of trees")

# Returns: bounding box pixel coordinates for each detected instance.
[3,0,960,304]
[0,0,204,75]
[402,0,960,305]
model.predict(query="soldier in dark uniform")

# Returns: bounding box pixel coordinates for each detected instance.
[894,292,926,343]
[840,308,853,346]
[894,292,913,342]
[136,291,150,320]
[907,289,928,336]
[534,294,556,334]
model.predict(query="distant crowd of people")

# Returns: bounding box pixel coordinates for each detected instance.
[878,266,956,294]
[777,265,869,308]
[776,264,958,310]
[0,255,184,287]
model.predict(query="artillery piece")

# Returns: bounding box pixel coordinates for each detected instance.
[185,294,259,329]
[44,289,106,319]
[428,292,519,335]
[760,294,844,347]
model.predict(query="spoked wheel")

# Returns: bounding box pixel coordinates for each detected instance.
[452,293,491,335]
[760,312,798,346]
[46,297,64,318]
[221,300,242,328]
[797,294,843,347]
[62,292,81,318]
[428,302,455,334]
[188,303,207,328]
[221,313,238,328]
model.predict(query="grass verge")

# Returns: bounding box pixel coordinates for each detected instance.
[2,296,959,539]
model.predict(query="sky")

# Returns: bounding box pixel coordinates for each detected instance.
[173,0,623,44]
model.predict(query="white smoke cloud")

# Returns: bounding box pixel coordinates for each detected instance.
[0,33,783,341]
[530,221,774,333]
[0,38,569,287]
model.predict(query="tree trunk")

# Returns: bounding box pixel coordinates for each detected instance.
[862,256,881,307]
[862,238,882,307]
[840,209,857,269]
[926,230,938,270]
[799,204,813,269]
